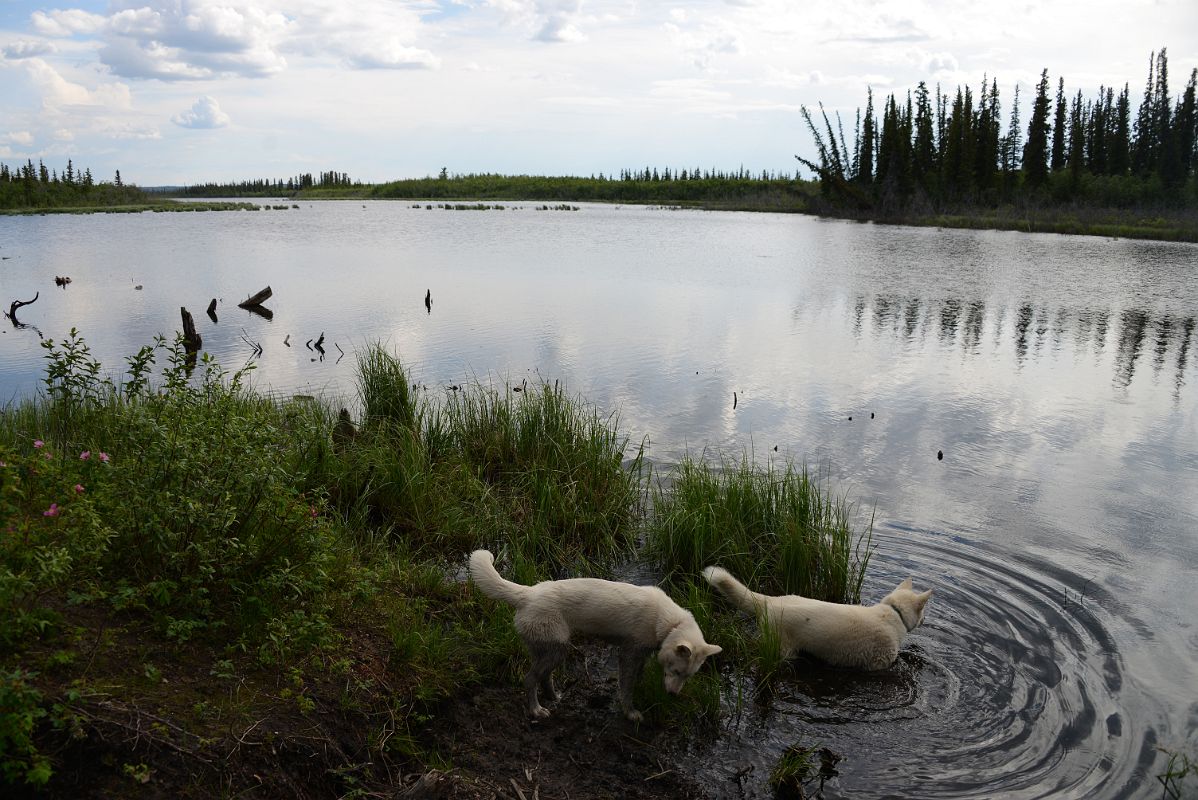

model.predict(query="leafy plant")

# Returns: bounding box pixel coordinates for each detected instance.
[0,669,51,786]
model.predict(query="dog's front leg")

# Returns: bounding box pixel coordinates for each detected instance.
[616,645,651,722]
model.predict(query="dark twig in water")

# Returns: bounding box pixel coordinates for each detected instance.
[238,329,262,357]
[6,292,39,324]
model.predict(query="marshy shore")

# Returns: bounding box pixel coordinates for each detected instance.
[1,333,871,798]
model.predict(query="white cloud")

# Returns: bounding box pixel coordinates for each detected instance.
[22,58,132,109]
[52,129,75,142]
[5,131,35,145]
[31,9,108,37]
[95,119,162,139]
[342,38,440,70]
[534,14,586,43]
[484,0,590,43]
[172,95,231,129]
[666,20,743,70]
[2,40,59,60]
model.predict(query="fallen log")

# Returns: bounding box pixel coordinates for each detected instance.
[238,286,272,309]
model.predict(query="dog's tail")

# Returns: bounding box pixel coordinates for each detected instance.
[702,566,769,616]
[469,550,530,607]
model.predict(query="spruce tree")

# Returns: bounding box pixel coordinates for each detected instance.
[1002,83,1022,193]
[1132,51,1156,174]
[859,88,875,186]
[1023,69,1052,189]
[912,81,937,196]
[1051,77,1068,171]
[1110,84,1132,176]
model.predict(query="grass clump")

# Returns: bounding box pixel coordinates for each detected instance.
[648,453,872,604]
[1158,748,1197,799]
[769,742,841,799]
[336,347,644,575]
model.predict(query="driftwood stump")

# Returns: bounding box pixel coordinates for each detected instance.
[180,306,202,353]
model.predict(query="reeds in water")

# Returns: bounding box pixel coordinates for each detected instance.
[648,453,872,604]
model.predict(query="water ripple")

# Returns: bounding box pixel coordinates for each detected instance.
[688,525,1169,799]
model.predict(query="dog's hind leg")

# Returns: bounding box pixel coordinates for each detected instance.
[524,641,567,719]
[539,670,559,703]
[616,645,652,722]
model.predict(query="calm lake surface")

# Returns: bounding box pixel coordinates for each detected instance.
[2,201,1196,797]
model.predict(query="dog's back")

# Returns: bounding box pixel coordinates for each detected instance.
[471,550,680,645]
[704,565,931,670]
[469,549,721,720]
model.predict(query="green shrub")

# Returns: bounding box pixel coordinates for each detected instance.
[0,669,51,786]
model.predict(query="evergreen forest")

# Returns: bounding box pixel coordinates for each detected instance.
[798,48,1197,213]
[0,161,148,210]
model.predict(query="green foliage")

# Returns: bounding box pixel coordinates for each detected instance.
[0,669,52,786]
[4,333,339,654]
[648,453,872,603]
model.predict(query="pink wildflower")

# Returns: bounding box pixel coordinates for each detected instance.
[75,484,85,494]
[81,451,91,460]
[43,503,59,518]
[98,452,110,463]
[309,505,318,519]
[34,440,44,448]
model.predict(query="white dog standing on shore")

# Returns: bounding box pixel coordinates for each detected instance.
[703,566,932,670]
[469,550,722,721]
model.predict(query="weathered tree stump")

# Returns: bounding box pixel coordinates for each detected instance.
[180,306,202,352]
[206,298,218,323]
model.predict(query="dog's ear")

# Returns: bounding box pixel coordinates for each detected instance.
[705,644,723,656]
[674,643,692,658]
[899,577,913,590]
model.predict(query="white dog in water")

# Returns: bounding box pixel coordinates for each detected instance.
[703,566,932,670]
[469,550,722,721]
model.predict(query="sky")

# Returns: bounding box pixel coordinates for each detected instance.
[0,0,1196,186]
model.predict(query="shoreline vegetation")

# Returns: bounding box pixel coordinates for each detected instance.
[1,332,872,797]
[796,47,1197,242]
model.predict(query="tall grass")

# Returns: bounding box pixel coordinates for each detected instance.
[331,346,644,573]
[648,453,872,604]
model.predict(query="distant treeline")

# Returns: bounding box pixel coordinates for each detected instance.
[359,170,812,210]
[174,171,360,197]
[0,160,148,209]
[798,48,1197,212]
[166,167,812,210]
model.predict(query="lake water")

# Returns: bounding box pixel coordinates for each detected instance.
[2,201,1196,797]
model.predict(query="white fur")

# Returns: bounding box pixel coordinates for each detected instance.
[470,550,721,721]
[702,566,932,670]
